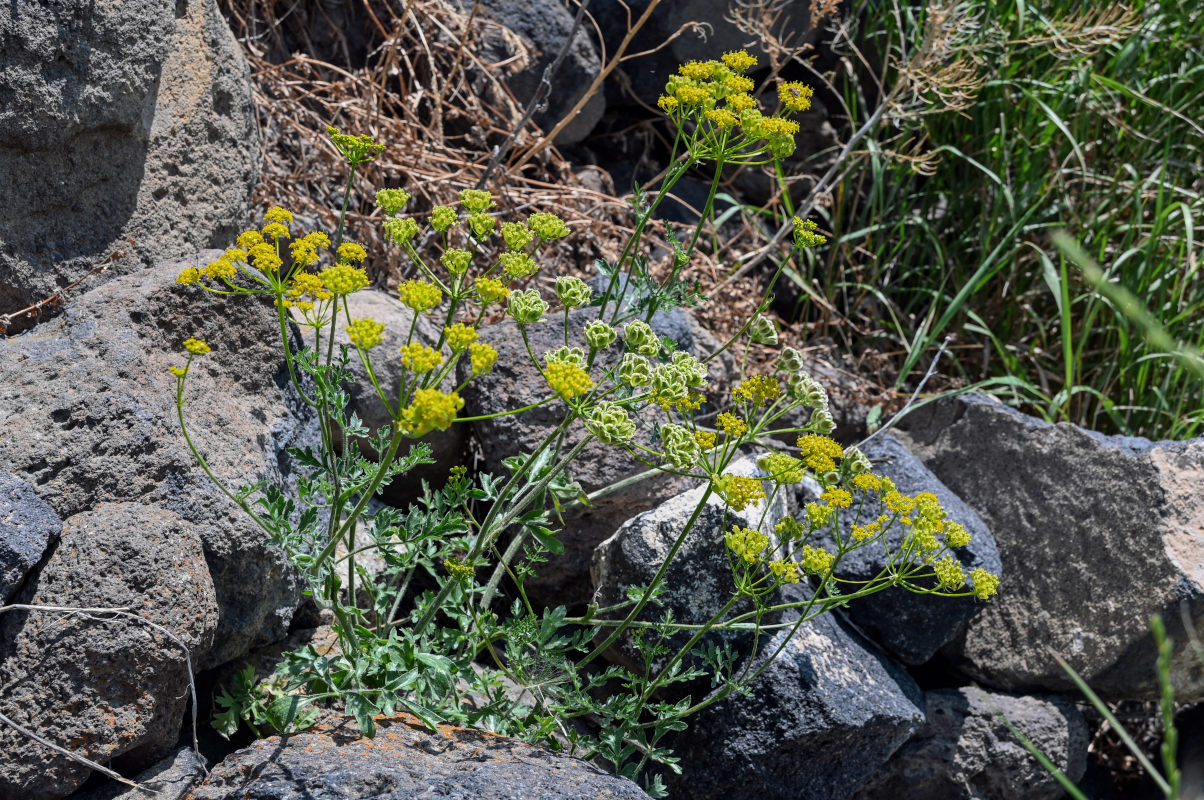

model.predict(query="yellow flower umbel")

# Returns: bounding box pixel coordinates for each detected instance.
[399,389,464,437]
[733,375,781,408]
[797,434,843,474]
[399,280,443,311]
[444,323,478,352]
[725,525,769,565]
[469,341,498,376]
[346,318,385,350]
[474,277,510,306]
[400,343,444,373]
[545,361,594,400]
[183,338,211,355]
[319,264,369,295]
[714,474,766,512]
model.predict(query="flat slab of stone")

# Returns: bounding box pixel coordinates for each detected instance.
[0,473,61,604]
[185,714,651,799]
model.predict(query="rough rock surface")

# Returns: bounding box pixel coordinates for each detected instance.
[185,714,651,799]
[0,255,318,669]
[852,686,1089,800]
[458,305,717,606]
[663,612,925,800]
[76,746,207,800]
[798,433,1002,665]
[0,503,218,800]
[471,0,605,144]
[0,0,257,323]
[897,392,1204,699]
[327,289,467,504]
[591,456,788,691]
[0,473,61,604]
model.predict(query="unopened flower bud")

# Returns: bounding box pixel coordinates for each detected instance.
[587,401,636,444]
[748,314,779,345]
[507,288,548,324]
[617,353,652,387]
[584,320,617,350]
[777,346,804,373]
[810,407,835,435]
[555,276,592,309]
[624,320,661,356]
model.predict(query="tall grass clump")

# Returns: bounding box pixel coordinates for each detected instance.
[803,0,1204,438]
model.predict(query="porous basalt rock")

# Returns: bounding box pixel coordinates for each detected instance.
[0,255,319,670]
[898,392,1204,699]
[797,433,1002,665]
[0,473,61,604]
[0,503,218,800]
[0,0,257,326]
[852,686,1089,800]
[662,612,925,800]
[184,714,651,799]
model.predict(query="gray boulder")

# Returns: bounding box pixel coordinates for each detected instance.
[852,686,1089,800]
[470,0,605,144]
[185,714,651,799]
[898,392,1204,699]
[591,455,789,691]
[0,473,61,604]
[0,503,219,800]
[663,612,925,800]
[0,0,257,326]
[458,304,714,606]
[798,433,1002,665]
[0,255,319,669]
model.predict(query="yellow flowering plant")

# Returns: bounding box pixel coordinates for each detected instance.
[170,53,998,799]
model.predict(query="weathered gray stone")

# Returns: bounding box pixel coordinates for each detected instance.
[0,256,319,669]
[470,0,605,144]
[898,392,1204,699]
[0,0,257,325]
[0,503,218,800]
[663,612,925,800]
[458,304,715,606]
[185,714,651,799]
[591,456,788,691]
[798,433,1002,665]
[852,686,1089,800]
[0,473,61,604]
[326,289,467,505]
[75,746,207,800]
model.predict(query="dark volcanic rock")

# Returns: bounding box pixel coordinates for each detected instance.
[185,714,651,799]
[0,473,61,604]
[0,0,257,325]
[664,612,925,800]
[590,456,788,693]
[799,433,1002,665]
[852,686,1089,800]
[0,503,218,800]
[75,746,206,800]
[898,392,1204,699]
[0,256,319,669]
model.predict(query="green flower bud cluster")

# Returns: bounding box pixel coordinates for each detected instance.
[375,188,411,215]
[660,423,700,469]
[460,189,494,214]
[501,221,534,252]
[792,217,828,248]
[624,320,661,356]
[586,401,636,444]
[383,217,420,245]
[842,446,872,476]
[671,351,707,388]
[468,213,496,239]
[508,288,548,324]
[748,314,779,345]
[545,346,587,369]
[777,346,804,373]
[528,212,570,241]
[441,248,473,275]
[617,353,652,386]
[725,525,769,565]
[652,363,689,403]
[584,320,617,350]
[501,252,539,279]
[786,370,827,408]
[431,206,458,232]
[555,276,592,309]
